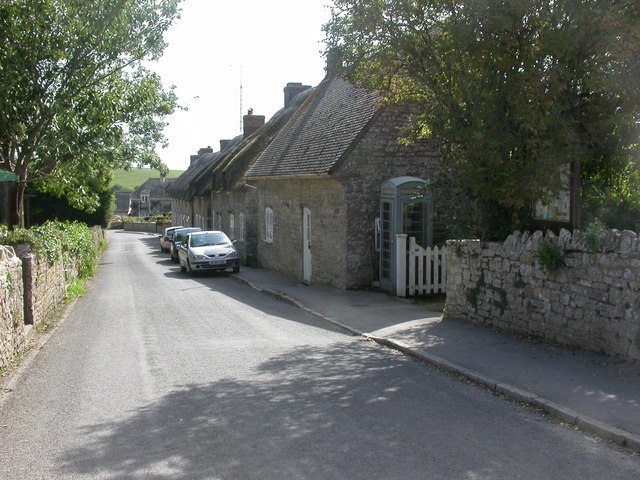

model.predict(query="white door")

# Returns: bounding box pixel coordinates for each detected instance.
[303,208,312,284]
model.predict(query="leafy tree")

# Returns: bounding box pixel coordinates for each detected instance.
[27,182,115,229]
[324,0,640,232]
[0,0,182,227]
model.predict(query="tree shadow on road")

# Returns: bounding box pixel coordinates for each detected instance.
[57,339,636,480]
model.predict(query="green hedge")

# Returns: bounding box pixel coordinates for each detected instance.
[0,220,103,279]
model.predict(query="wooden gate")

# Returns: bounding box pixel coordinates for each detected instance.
[394,234,447,297]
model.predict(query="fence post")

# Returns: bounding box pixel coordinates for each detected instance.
[408,236,416,296]
[395,234,407,297]
[21,253,34,325]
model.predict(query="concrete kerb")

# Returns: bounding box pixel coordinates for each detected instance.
[230,273,640,453]
[230,274,362,336]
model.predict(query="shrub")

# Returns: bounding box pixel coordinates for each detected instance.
[535,242,564,274]
[0,220,101,278]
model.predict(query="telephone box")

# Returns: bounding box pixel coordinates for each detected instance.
[379,177,433,293]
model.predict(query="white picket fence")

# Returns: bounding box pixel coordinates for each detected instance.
[394,234,447,297]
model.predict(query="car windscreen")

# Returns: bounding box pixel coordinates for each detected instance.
[173,229,200,241]
[190,233,229,247]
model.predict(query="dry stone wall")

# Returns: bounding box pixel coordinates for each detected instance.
[446,229,640,361]
[0,227,105,370]
[0,246,24,370]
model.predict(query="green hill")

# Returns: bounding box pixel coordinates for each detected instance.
[111,168,184,191]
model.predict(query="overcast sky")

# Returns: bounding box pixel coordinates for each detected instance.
[150,0,332,170]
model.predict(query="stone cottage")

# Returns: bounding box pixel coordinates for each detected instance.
[208,83,313,261]
[245,75,440,290]
[168,83,313,260]
[168,146,228,228]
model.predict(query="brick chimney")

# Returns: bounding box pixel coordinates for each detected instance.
[243,109,265,138]
[190,146,213,165]
[325,47,343,77]
[284,82,311,108]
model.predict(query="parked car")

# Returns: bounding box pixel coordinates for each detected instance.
[160,226,184,252]
[178,230,240,275]
[169,227,202,262]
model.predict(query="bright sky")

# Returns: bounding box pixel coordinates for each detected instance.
[150,0,332,170]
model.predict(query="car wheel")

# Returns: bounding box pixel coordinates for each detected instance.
[187,260,194,276]
[180,260,186,272]
[233,266,240,273]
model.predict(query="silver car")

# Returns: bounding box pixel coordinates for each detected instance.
[178,230,240,275]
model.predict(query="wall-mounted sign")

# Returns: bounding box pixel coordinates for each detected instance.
[532,162,580,230]
[534,166,571,223]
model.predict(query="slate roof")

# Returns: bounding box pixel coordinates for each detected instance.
[114,191,131,214]
[212,87,315,191]
[166,146,228,202]
[168,87,314,200]
[246,77,380,178]
[132,178,176,198]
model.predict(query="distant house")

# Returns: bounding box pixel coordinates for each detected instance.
[245,76,440,290]
[129,178,176,217]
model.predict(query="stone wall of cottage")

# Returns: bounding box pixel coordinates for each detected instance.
[333,106,441,289]
[0,246,25,370]
[171,199,192,227]
[192,195,211,229]
[211,189,259,263]
[446,229,640,361]
[254,177,347,289]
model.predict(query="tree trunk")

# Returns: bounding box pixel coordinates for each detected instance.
[11,181,25,228]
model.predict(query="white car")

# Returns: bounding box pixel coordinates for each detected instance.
[160,226,184,252]
[178,231,240,275]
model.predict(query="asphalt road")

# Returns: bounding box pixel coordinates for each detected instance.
[0,230,638,479]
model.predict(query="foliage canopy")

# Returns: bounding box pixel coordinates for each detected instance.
[0,0,182,226]
[324,0,640,231]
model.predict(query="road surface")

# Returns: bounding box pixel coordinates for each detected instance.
[1,230,638,479]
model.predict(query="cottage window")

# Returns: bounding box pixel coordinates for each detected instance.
[239,212,245,241]
[140,194,149,204]
[229,213,235,239]
[265,207,273,243]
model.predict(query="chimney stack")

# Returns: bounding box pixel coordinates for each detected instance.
[284,82,311,108]
[243,109,265,138]
[198,146,213,156]
[220,139,231,151]
[190,154,199,165]
[325,48,343,76]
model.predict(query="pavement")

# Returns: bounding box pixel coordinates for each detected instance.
[232,266,640,453]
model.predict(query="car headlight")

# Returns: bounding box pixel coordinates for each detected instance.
[192,254,207,261]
